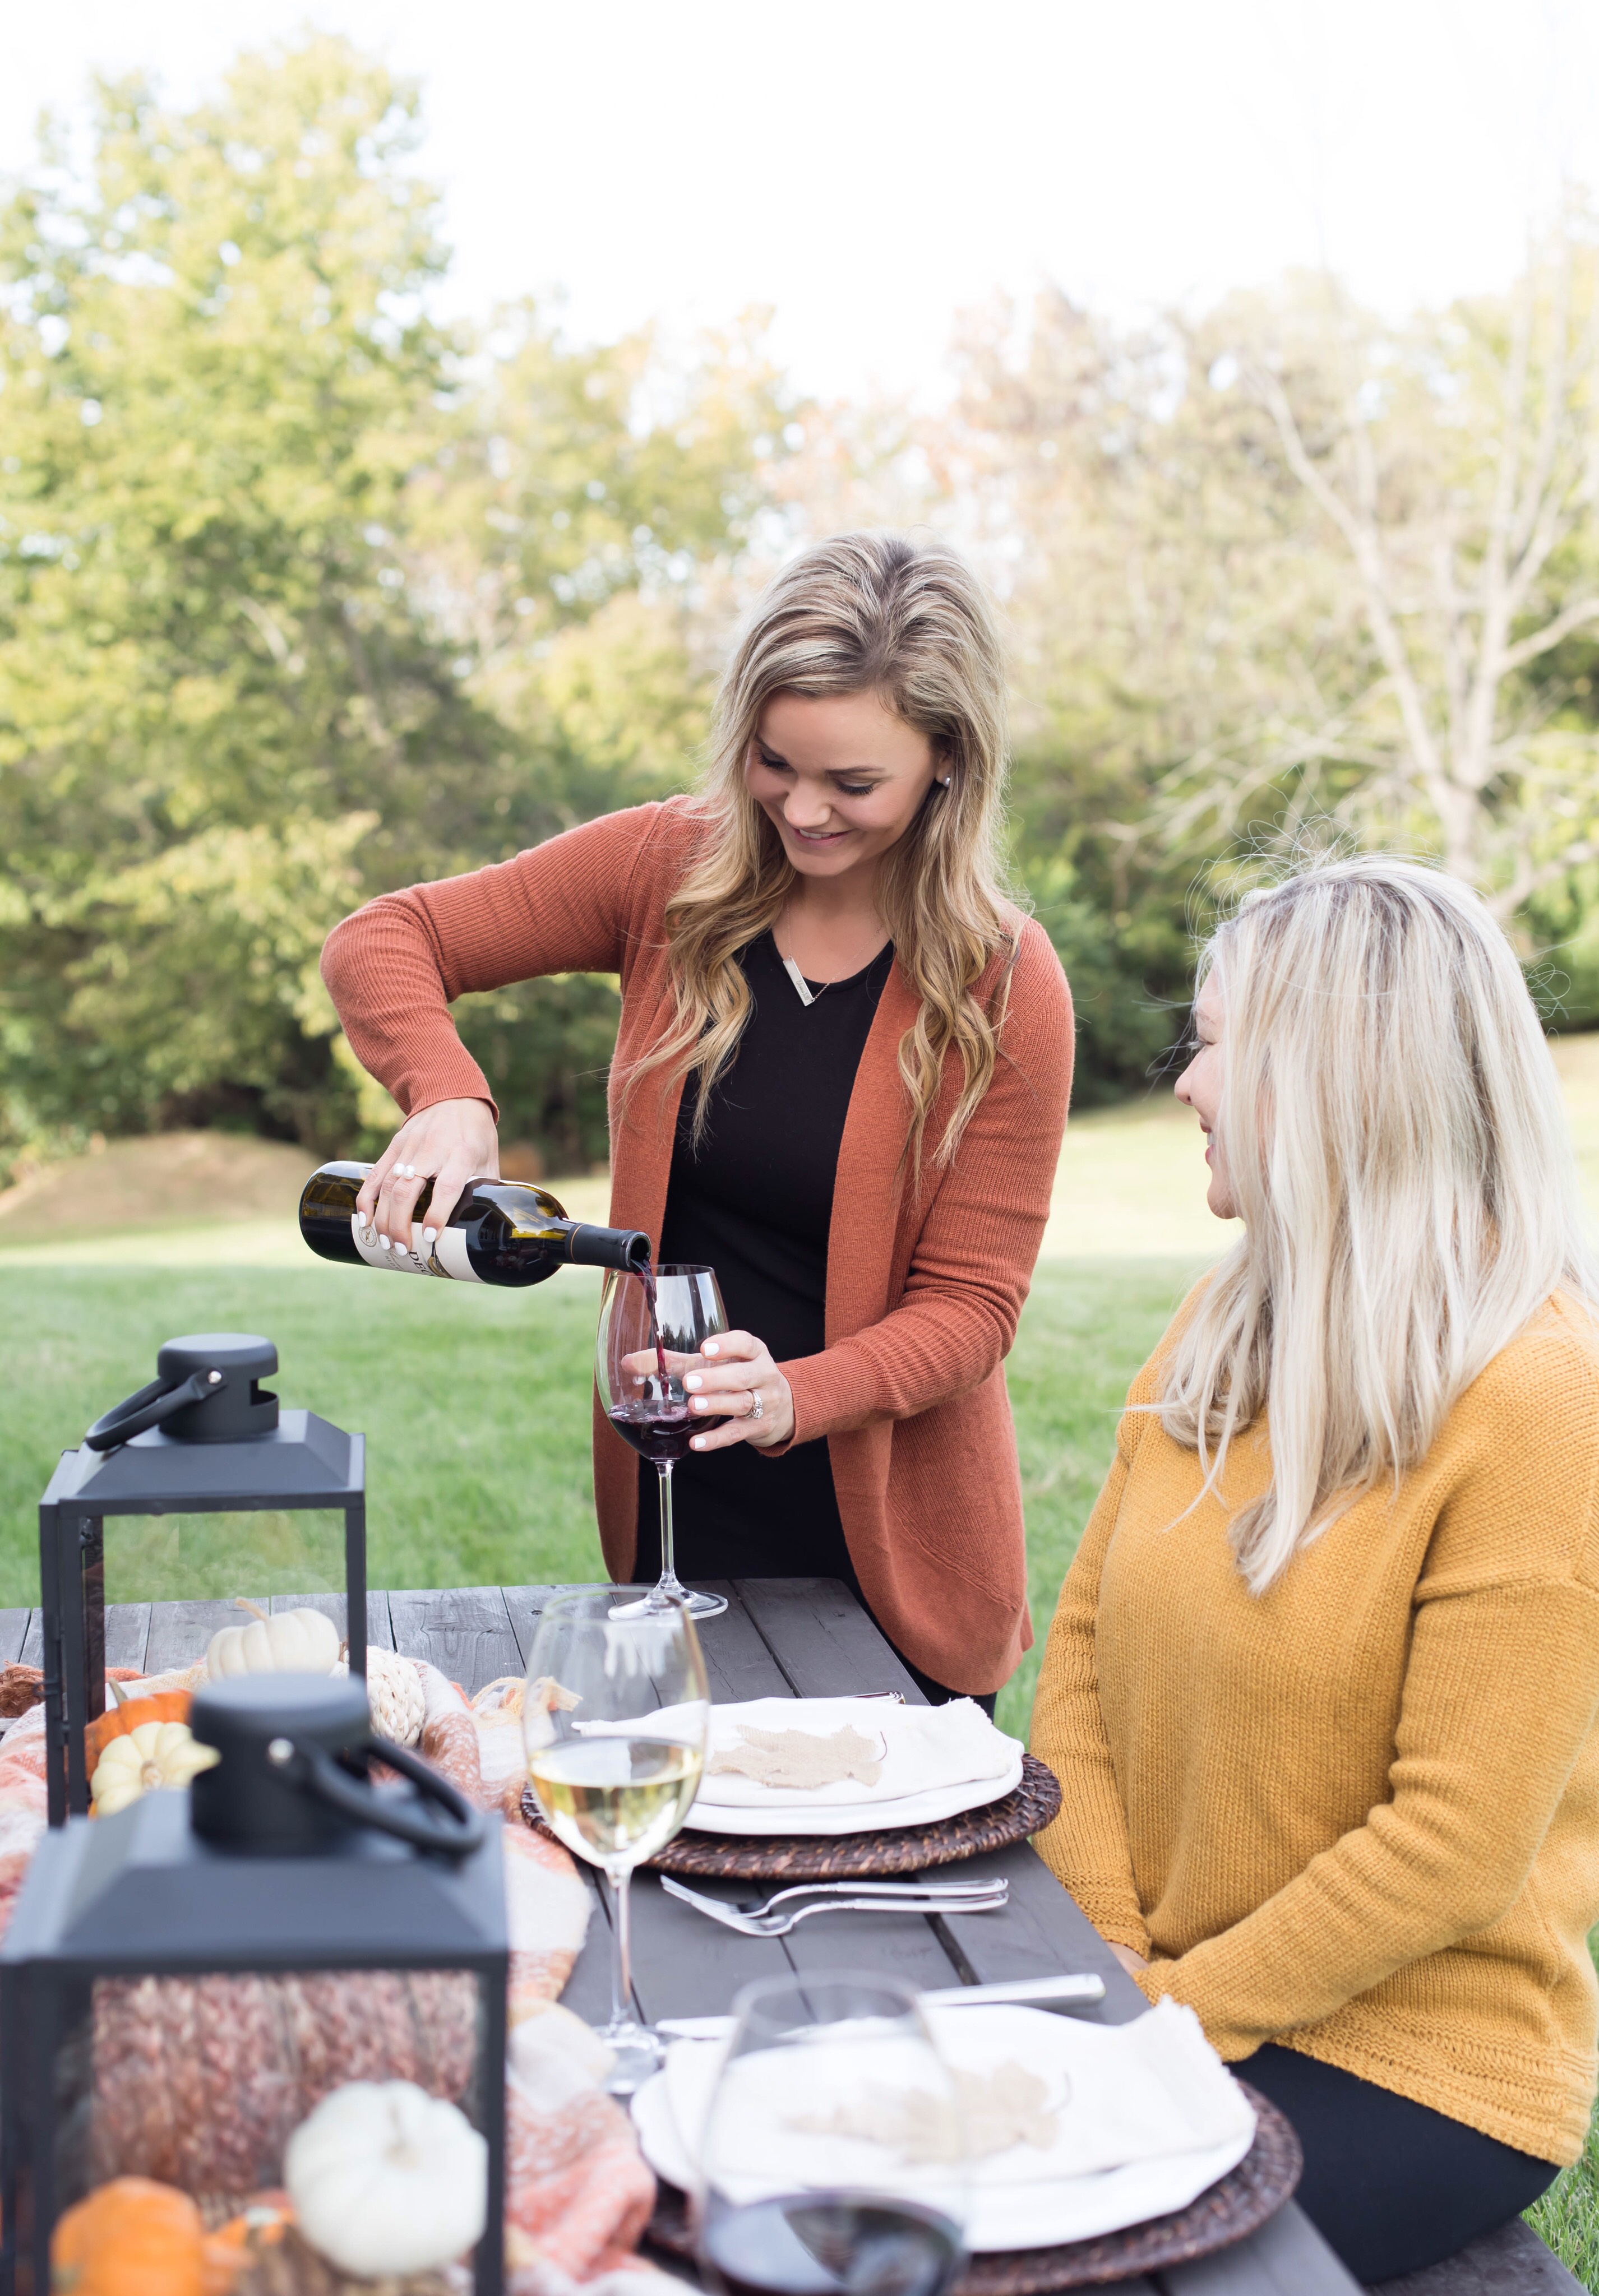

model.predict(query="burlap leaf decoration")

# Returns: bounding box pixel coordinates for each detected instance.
[788,2061,1059,2165]
[709,1722,884,1791]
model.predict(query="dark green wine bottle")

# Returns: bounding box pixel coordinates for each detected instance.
[298,1161,650,1286]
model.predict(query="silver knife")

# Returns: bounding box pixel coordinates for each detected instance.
[657,1971,1105,2040]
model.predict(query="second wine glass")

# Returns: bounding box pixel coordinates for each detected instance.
[597,1264,729,1622]
[523,1587,709,2095]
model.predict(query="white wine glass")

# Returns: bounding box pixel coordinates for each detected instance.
[597,1263,730,1622]
[696,1971,971,2296]
[523,1586,709,2094]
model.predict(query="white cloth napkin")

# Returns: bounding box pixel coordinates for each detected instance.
[694,1697,1020,1812]
[634,2001,1257,2253]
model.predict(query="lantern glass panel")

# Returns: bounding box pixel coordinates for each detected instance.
[101,1509,350,1671]
[59,1965,492,2214]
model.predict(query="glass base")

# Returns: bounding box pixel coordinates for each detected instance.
[595,2017,664,2095]
[610,1577,728,1622]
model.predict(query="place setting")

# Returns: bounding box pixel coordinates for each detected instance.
[524,1688,1062,1881]
[634,1971,1302,2295]
[513,1585,1304,2292]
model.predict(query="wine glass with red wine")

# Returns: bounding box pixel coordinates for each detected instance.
[597,1263,730,1621]
[695,1972,971,2296]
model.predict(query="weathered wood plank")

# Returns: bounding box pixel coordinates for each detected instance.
[0,1610,32,1665]
[626,1868,793,2020]
[388,1585,520,1696]
[734,1578,924,1702]
[144,1597,270,1677]
[935,1843,1143,2027]
[16,1613,41,1668]
[1365,2216,1583,2294]
[1158,2202,1361,2293]
[105,1604,150,1673]
[501,1586,558,1669]
[692,1585,796,1705]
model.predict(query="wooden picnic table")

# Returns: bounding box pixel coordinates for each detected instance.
[2,1580,1577,2295]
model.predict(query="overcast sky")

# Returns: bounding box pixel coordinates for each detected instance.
[5,0,1598,402]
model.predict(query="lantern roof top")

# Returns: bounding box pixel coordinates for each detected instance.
[40,1409,363,1513]
[1,1791,506,1973]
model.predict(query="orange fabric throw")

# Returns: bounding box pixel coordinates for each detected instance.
[321,798,1073,1694]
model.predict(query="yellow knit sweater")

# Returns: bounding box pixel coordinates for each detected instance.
[1030,1292,1599,2165]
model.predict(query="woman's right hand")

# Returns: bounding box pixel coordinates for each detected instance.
[358,1099,500,1246]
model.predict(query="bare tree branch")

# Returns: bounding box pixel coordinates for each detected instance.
[1499,594,1599,673]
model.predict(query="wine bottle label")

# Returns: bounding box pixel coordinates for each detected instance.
[348,1216,481,1282]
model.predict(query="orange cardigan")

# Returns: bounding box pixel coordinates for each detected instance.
[320,798,1074,1692]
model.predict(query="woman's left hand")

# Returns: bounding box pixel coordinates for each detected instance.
[683,1332,795,1452]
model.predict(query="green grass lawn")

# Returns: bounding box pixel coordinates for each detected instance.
[0,1251,1197,1738]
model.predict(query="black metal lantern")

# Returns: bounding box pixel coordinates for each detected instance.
[37,1334,366,1823]
[0,1674,509,2296]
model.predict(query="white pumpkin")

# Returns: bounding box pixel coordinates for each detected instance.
[206,1602,341,1678]
[284,2080,487,2277]
[90,1721,219,1816]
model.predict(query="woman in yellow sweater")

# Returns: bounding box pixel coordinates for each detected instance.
[1032,854,1599,2283]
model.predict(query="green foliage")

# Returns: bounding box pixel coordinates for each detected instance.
[0,36,783,1175]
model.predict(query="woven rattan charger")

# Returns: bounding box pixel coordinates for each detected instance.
[521,1753,1062,1880]
[644,2081,1302,2292]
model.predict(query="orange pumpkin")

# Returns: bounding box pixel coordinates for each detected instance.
[51,2177,204,2296]
[84,1693,191,1775]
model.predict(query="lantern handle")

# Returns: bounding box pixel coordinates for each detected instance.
[84,1369,219,1452]
[297,1735,486,1858]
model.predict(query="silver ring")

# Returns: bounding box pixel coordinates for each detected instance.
[746,1391,764,1422]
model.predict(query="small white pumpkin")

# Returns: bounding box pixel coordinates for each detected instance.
[206,1600,341,1679]
[90,1721,219,1816]
[284,2080,487,2277]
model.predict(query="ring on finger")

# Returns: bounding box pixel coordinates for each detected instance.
[743,1390,764,1422]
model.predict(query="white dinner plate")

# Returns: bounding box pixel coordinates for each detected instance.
[631,2068,1253,2252]
[685,1750,1025,1836]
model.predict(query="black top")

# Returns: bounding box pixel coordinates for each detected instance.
[634,929,894,1583]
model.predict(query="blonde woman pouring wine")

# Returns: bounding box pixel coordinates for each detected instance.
[1031,855,1599,2282]
[321,533,1072,1705]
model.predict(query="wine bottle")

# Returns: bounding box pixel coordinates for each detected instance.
[299,1161,651,1286]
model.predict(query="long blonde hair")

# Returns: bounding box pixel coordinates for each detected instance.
[637,532,1019,1164]
[1161,852,1598,1592]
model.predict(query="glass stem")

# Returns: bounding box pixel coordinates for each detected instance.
[657,1460,678,1587]
[608,1866,635,2030]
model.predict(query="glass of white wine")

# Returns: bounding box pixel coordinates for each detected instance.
[523,1586,709,2093]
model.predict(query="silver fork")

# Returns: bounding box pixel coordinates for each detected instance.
[661,1874,1008,1922]
[660,1874,1008,1937]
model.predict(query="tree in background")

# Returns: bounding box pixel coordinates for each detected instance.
[1233,216,1599,916]
[6,31,1599,1178]
[0,36,787,1178]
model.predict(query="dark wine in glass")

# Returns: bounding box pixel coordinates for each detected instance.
[702,2194,963,2296]
[607,1402,695,1466]
[596,1264,729,1620]
[696,1975,970,2296]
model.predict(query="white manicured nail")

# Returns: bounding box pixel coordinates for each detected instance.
[423,1228,437,1244]
[380,1235,392,1250]
[685,1374,702,1390]
[703,1341,719,1355]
